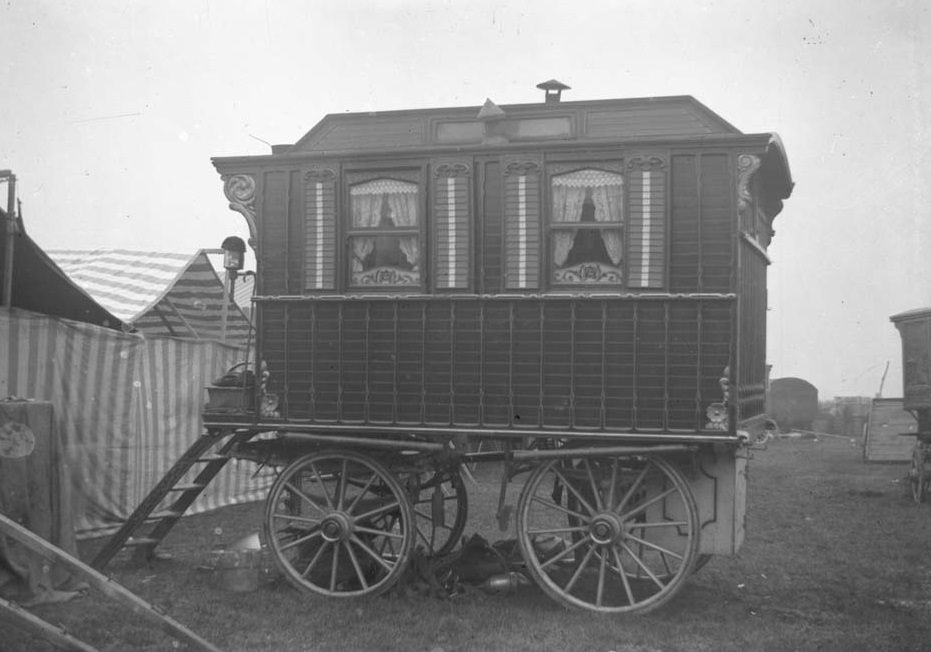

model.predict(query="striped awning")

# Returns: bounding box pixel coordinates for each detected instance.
[47,249,252,346]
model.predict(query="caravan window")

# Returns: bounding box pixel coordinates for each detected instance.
[348,178,422,288]
[549,168,624,286]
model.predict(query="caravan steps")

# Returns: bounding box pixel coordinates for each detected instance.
[90,429,257,570]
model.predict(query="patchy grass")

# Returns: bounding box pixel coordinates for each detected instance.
[8,436,931,652]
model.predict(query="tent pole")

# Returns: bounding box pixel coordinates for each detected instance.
[2,171,14,309]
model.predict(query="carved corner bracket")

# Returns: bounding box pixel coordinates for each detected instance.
[221,174,258,249]
[627,155,666,172]
[736,154,761,216]
[504,160,541,177]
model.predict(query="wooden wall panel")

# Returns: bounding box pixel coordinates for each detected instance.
[503,158,542,291]
[432,161,472,291]
[627,155,667,289]
[303,168,337,291]
[259,295,733,435]
[260,171,290,295]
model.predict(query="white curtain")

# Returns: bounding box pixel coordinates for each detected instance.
[386,191,419,268]
[351,179,419,272]
[552,184,587,266]
[591,184,624,265]
[351,194,382,271]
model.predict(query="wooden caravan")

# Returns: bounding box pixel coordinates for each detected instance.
[186,86,792,614]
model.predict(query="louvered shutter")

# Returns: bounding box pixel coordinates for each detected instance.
[503,157,542,290]
[432,161,471,290]
[303,168,337,291]
[627,155,667,288]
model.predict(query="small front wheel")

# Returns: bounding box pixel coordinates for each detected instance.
[263,450,415,598]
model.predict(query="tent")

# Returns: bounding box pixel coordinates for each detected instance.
[1,220,272,537]
[46,249,252,347]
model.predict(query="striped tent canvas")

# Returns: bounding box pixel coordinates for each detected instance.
[46,249,252,347]
[0,309,275,536]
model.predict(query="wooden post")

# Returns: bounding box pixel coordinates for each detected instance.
[0,512,221,652]
[2,170,15,309]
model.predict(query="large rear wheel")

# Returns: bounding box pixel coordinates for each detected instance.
[516,454,700,614]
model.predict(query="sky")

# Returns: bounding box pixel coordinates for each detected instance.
[1,0,929,400]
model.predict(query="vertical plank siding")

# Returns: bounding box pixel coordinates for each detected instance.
[258,294,733,434]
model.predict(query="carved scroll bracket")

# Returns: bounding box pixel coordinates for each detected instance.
[222,174,257,249]
[305,168,336,182]
[736,154,761,216]
[433,162,472,178]
[504,160,541,177]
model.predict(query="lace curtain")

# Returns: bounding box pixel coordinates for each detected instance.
[351,179,419,272]
[552,170,623,267]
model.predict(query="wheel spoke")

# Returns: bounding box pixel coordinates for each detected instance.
[625,533,685,561]
[278,528,323,553]
[345,472,379,514]
[342,540,369,590]
[613,463,649,514]
[584,459,604,512]
[539,534,592,570]
[618,486,678,522]
[610,546,636,605]
[563,544,596,593]
[272,512,322,526]
[630,520,690,529]
[551,465,597,516]
[354,500,401,522]
[283,481,329,517]
[354,525,406,540]
[300,540,330,579]
[530,494,589,522]
[329,539,341,591]
[607,457,619,507]
[619,541,665,589]
[336,458,349,510]
[595,548,608,607]
[350,534,396,572]
[307,462,335,510]
[525,524,590,536]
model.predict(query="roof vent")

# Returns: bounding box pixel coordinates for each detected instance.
[536,79,570,104]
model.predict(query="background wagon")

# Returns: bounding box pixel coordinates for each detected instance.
[891,307,931,501]
[94,84,794,615]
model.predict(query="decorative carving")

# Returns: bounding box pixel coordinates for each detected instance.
[352,267,420,287]
[736,154,761,216]
[705,365,732,431]
[433,162,471,178]
[553,262,623,284]
[305,168,336,181]
[550,162,624,177]
[504,160,541,177]
[627,155,666,171]
[222,174,258,249]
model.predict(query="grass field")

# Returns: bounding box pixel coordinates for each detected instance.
[8,435,931,652]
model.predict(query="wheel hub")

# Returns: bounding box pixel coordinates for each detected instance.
[589,513,625,545]
[320,512,353,542]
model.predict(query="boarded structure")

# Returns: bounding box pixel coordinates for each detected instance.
[863,397,916,462]
[47,249,252,347]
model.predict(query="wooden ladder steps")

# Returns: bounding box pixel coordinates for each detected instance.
[90,429,258,570]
